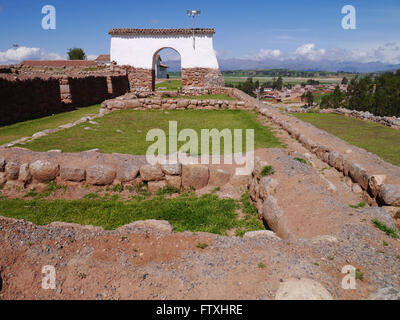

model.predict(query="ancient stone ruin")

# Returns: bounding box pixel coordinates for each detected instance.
[109,28,224,92]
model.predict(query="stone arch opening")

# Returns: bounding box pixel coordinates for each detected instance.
[109,28,225,93]
[151,47,182,91]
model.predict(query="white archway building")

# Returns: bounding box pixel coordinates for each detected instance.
[109,28,224,91]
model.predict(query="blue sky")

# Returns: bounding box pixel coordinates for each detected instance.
[0,0,399,64]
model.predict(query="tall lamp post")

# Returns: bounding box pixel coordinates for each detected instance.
[187,10,201,49]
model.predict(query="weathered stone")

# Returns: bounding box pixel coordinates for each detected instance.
[148,180,167,193]
[351,183,363,194]
[311,235,338,244]
[117,220,173,235]
[0,172,6,187]
[208,168,231,186]
[253,158,270,179]
[140,165,164,181]
[259,177,278,199]
[378,184,400,207]
[349,163,369,190]
[161,163,182,176]
[0,157,5,172]
[261,196,288,238]
[275,278,333,300]
[361,207,396,229]
[182,165,209,190]
[368,287,400,300]
[243,230,280,240]
[229,174,251,187]
[30,160,59,182]
[369,175,386,197]
[117,163,139,182]
[124,100,142,109]
[18,163,31,184]
[165,175,182,190]
[86,164,116,185]
[60,166,86,182]
[383,206,400,220]
[328,151,343,171]
[5,161,19,180]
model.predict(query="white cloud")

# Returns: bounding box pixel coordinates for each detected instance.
[0,47,64,64]
[294,43,326,61]
[255,49,283,60]
[86,54,98,60]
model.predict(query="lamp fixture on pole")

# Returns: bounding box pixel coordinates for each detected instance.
[187,10,201,49]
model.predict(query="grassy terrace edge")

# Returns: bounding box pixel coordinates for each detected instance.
[0,192,264,237]
[293,113,400,167]
[0,105,101,146]
[16,109,284,155]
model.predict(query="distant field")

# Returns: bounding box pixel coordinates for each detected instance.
[293,113,400,166]
[224,76,344,86]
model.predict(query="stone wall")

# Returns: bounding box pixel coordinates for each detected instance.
[256,105,400,210]
[181,68,224,93]
[0,73,131,125]
[120,66,153,91]
[0,75,63,126]
[0,149,237,193]
[101,91,252,113]
[68,76,110,107]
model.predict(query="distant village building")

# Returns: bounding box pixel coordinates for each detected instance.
[155,54,169,79]
[95,54,111,66]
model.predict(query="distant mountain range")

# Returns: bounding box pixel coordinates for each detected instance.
[164,58,400,73]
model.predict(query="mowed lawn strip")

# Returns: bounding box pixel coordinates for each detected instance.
[0,193,264,235]
[19,109,284,154]
[0,105,100,145]
[155,80,182,90]
[293,113,400,166]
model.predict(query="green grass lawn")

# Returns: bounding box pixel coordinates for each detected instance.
[293,113,400,166]
[18,109,284,154]
[0,193,264,236]
[0,105,100,146]
[156,79,182,90]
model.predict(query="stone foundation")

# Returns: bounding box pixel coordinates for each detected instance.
[120,66,153,91]
[121,66,225,93]
[181,68,224,93]
[0,149,239,193]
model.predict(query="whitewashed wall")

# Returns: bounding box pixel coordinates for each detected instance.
[110,34,219,69]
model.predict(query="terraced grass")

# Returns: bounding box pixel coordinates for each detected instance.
[293,113,400,166]
[0,193,264,236]
[0,105,100,145]
[18,109,284,155]
[156,80,182,91]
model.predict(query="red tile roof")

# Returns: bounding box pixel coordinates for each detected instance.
[95,54,110,62]
[109,28,215,35]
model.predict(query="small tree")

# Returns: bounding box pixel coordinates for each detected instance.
[67,48,86,60]
[341,76,349,85]
[302,91,314,107]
